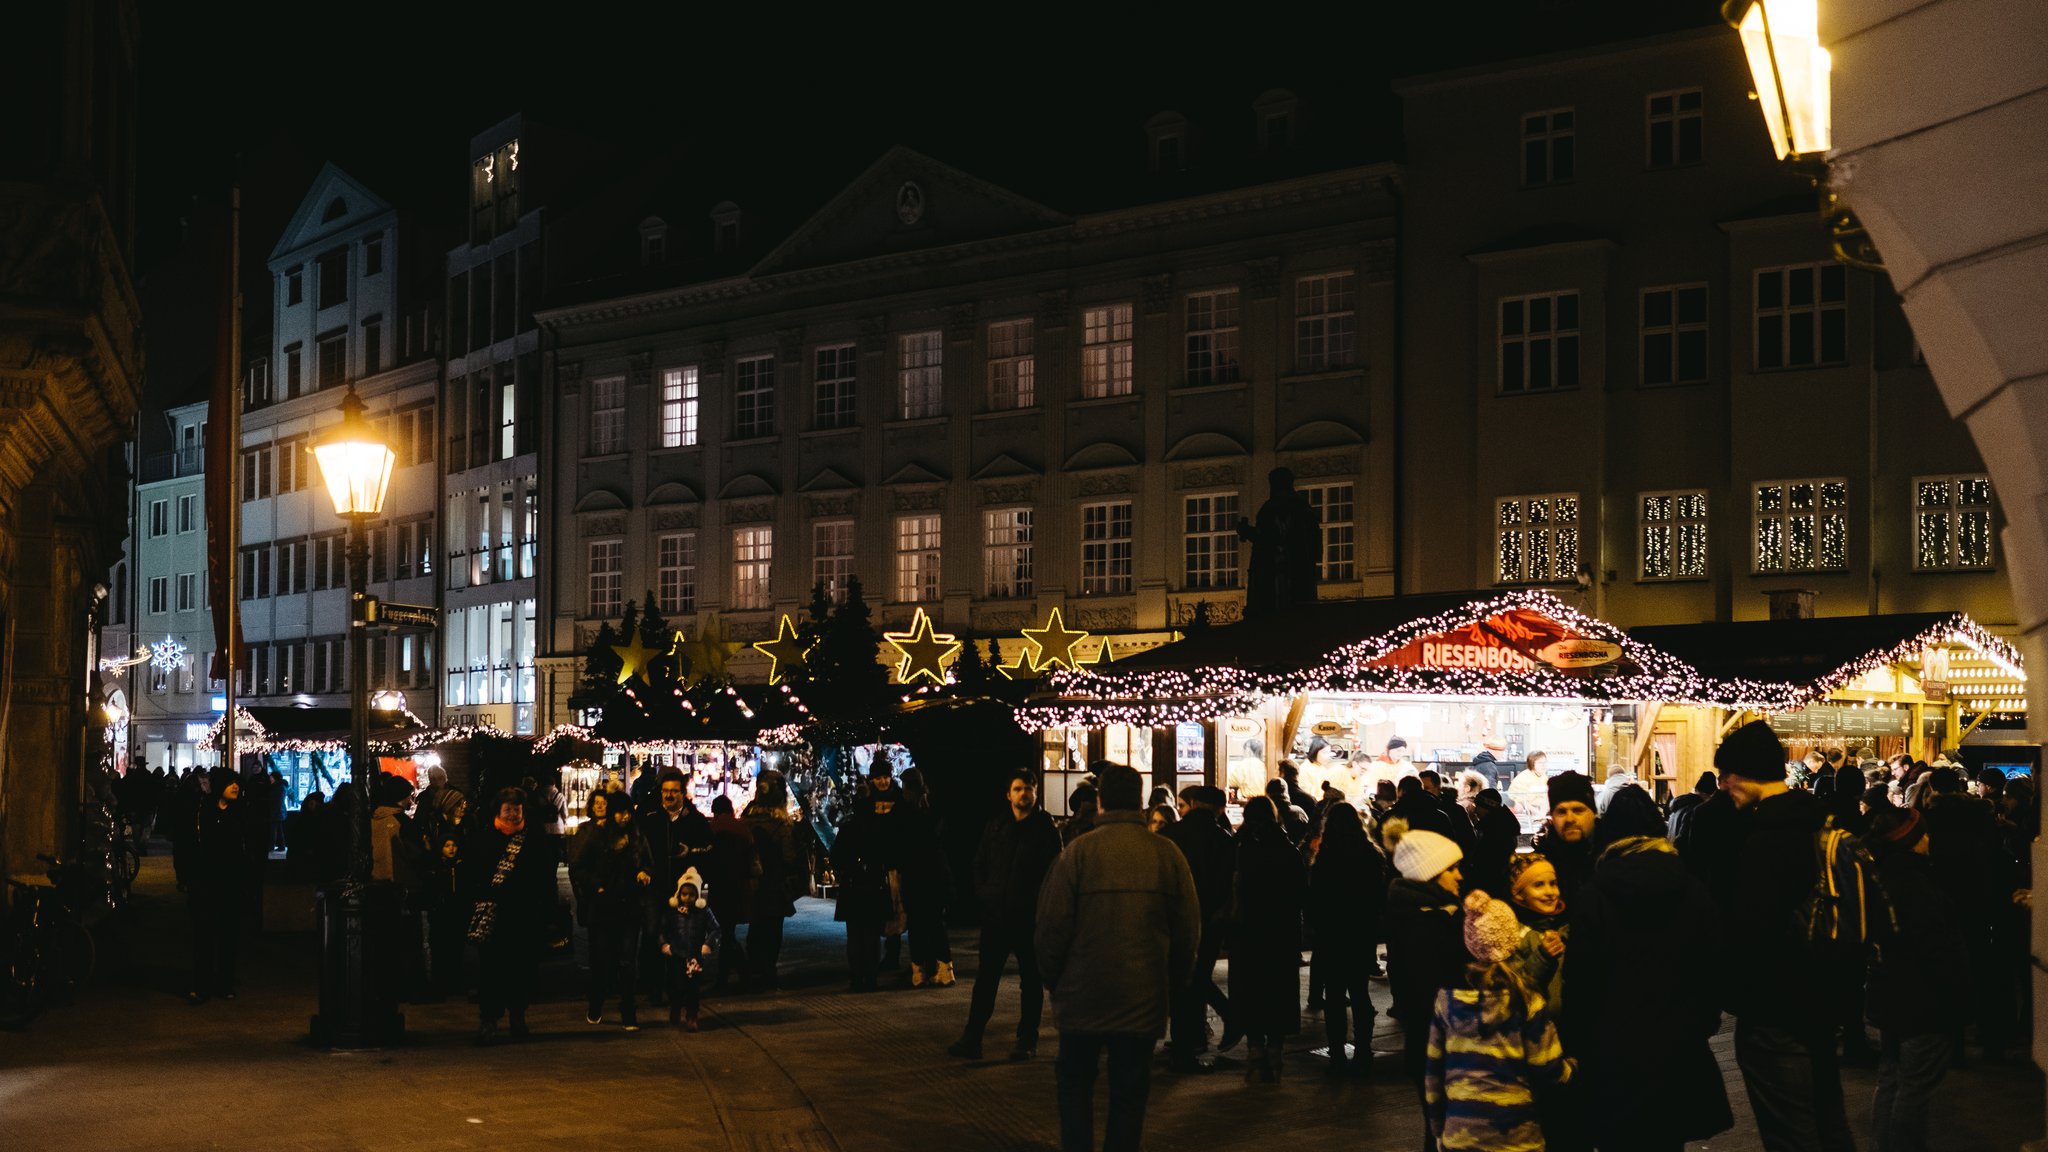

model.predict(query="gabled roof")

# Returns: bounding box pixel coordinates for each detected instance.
[1629,613,2022,704]
[269,162,393,263]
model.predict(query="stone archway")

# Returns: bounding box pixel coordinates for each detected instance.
[1822,0,2048,1122]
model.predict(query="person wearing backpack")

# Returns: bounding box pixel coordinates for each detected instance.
[1712,720,1856,1152]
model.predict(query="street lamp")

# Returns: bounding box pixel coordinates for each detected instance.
[1724,0,1831,160]
[308,384,398,1048]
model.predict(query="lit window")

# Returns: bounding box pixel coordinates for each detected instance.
[898,331,943,420]
[657,532,697,613]
[1641,284,1709,386]
[1295,273,1357,371]
[1640,490,1709,580]
[1302,483,1355,581]
[986,319,1036,410]
[732,526,774,610]
[813,346,857,430]
[1754,263,1848,370]
[736,356,776,438]
[812,521,854,604]
[1185,290,1241,386]
[983,508,1034,599]
[1499,291,1581,392]
[1183,493,1241,589]
[1522,108,1575,185]
[1080,501,1134,595]
[1646,88,1704,167]
[1496,494,1582,584]
[1914,475,1995,571]
[1081,305,1134,398]
[894,515,942,603]
[590,375,625,454]
[1753,479,1849,572]
[588,540,623,617]
[660,366,700,448]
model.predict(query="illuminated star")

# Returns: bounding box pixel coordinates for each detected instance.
[1021,607,1088,671]
[1079,638,1115,666]
[751,615,811,685]
[997,646,1044,681]
[885,608,961,686]
[673,618,744,686]
[612,631,661,685]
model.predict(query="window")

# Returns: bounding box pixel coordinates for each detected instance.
[1753,479,1849,573]
[1499,291,1581,392]
[148,499,168,537]
[1302,483,1355,581]
[1295,273,1357,371]
[895,515,942,603]
[1081,304,1134,398]
[813,347,856,430]
[175,572,197,612]
[1641,284,1709,386]
[276,438,300,493]
[1646,88,1704,168]
[732,527,774,610]
[659,367,700,447]
[285,344,303,398]
[280,540,308,594]
[1522,108,1575,185]
[1496,494,1582,584]
[316,248,348,309]
[1754,264,1848,369]
[590,375,625,455]
[736,356,776,438]
[983,508,1034,599]
[657,532,697,613]
[897,332,943,420]
[1640,490,1709,580]
[364,236,383,277]
[177,494,198,533]
[362,316,382,376]
[285,266,303,307]
[1080,501,1134,595]
[1183,493,1242,589]
[1914,475,1995,571]
[245,358,272,407]
[812,521,854,604]
[313,536,332,591]
[588,540,624,618]
[317,330,346,390]
[1185,290,1242,386]
[986,319,1036,410]
[148,576,168,615]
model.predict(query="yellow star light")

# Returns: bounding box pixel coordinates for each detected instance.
[885,608,961,686]
[1021,607,1089,672]
[1080,638,1116,666]
[672,617,744,686]
[997,644,1044,681]
[751,615,811,685]
[612,631,661,685]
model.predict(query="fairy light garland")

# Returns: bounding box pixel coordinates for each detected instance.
[195,706,492,756]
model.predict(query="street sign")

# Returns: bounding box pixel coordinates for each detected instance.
[368,600,439,631]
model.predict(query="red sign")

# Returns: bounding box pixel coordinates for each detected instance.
[1373,609,1627,678]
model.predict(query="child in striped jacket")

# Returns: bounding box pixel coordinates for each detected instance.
[1424,890,1575,1152]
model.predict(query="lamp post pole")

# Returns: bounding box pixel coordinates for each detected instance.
[347,512,372,891]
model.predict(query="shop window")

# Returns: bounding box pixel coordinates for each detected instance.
[894,514,942,603]
[987,319,1036,410]
[1496,493,1581,584]
[1640,490,1709,580]
[1646,88,1703,167]
[1081,305,1133,397]
[1080,501,1133,595]
[812,522,853,605]
[1753,479,1848,573]
[1499,291,1580,392]
[1754,263,1847,370]
[1522,107,1575,185]
[1913,475,1994,571]
[1295,272,1357,372]
[1182,493,1241,589]
[1640,284,1708,386]
[984,508,1034,599]
[1302,483,1356,581]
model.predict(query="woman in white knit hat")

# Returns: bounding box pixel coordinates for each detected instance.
[1382,819,1467,1152]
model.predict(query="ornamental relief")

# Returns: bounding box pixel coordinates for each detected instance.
[946,302,978,342]
[892,487,946,512]
[805,494,859,518]
[724,500,776,524]
[1245,256,1281,297]
[979,482,1036,505]
[1361,238,1396,285]
[581,514,626,537]
[1141,274,1172,314]
[973,608,1032,631]
[1176,463,1242,490]
[1071,605,1134,631]
[651,508,698,531]
[1071,471,1135,497]
[1289,453,1358,480]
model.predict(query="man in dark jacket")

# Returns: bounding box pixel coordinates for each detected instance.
[1666,770,1717,851]
[950,768,1062,1061]
[832,767,901,993]
[1923,769,2017,1060]
[1530,771,1600,909]
[1389,775,1454,840]
[705,794,756,991]
[463,786,556,1042]
[1161,784,1238,1071]
[186,770,254,1003]
[636,769,714,1001]
[1712,721,1853,1152]
[1036,763,1199,1152]
[1863,807,1966,1151]
[1466,788,1521,900]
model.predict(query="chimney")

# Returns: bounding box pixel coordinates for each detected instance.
[1765,589,1818,620]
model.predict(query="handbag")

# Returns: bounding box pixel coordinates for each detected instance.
[467,833,524,945]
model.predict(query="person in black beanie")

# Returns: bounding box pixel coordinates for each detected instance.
[1531,771,1599,909]
[1711,720,1855,1152]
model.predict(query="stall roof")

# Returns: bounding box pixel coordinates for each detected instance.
[1105,592,1488,676]
[198,705,440,753]
[1630,612,2024,710]
[590,681,813,745]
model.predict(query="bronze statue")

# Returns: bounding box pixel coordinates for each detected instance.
[1236,467,1320,617]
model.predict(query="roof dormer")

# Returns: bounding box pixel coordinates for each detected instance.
[1254,89,1300,153]
[1145,111,1191,174]
[640,216,668,266]
[711,201,742,254]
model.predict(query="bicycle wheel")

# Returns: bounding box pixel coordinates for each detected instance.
[116,843,141,883]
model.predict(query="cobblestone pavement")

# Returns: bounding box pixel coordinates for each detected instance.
[1,853,2039,1151]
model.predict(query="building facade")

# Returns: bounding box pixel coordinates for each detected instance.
[1396,27,2012,632]
[237,165,441,733]
[130,400,217,771]
[537,147,1400,730]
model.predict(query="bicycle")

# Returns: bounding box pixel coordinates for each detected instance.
[78,799,137,912]
[1,854,97,1027]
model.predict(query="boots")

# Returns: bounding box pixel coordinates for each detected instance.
[933,960,956,987]
[1244,1042,1265,1084]
[910,963,927,988]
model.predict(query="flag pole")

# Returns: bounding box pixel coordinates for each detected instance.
[223,187,240,778]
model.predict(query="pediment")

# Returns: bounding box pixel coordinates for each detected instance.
[883,461,949,486]
[718,473,780,499]
[799,467,861,492]
[751,146,1070,277]
[270,163,392,262]
[575,489,628,514]
[1164,432,1248,461]
[1063,442,1141,472]
[645,481,700,506]
[1277,419,1365,451]
[971,452,1041,480]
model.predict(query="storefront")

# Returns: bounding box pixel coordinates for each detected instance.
[1019,590,1740,831]
[197,705,446,802]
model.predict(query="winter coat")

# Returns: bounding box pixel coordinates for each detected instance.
[972,807,1062,934]
[1567,838,1732,1147]
[1529,828,1597,912]
[831,799,899,924]
[1306,832,1389,955]
[1035,810,1200,1036]
[1228,820,1307,1036]
[659,902,720,965]
[637,804,715,895]
[706,811,758,926]
[891,805,952,914]
[1384,876,1468,1026]
[1390,791,1455,841]
[1714,789,1829,1029]
[460,825,555,948]
[1161,807,1237,924]
[1665,791,1706,848]
[1681,790,1745,900]
[1425,981,1573,1152]
[1864,842,1969,1038]
[568,822,654,929]
[1468,802,1521,900]
[744,804,807,922]
[1505,906,1567,1017]
[191,799,253,893]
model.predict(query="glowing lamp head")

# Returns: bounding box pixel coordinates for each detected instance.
[311,387,396,518]
[1728,0,1831,159]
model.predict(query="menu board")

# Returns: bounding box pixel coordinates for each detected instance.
[1764,703,1911,737]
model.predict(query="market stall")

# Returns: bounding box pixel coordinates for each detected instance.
[195,704,454,802]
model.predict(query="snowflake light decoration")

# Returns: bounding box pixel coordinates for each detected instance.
[149,636,188,674]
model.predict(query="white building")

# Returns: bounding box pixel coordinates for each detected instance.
[129,400,217,771]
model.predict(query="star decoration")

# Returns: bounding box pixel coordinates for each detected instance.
[672,617,744,687]
[885,608,961,686]
[751,615,811,685]
[612,631,661,685]
[1021,607,1089,672]
[1082,638,1115,666]
[997,644,1044,681]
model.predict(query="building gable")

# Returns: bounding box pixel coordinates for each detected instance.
[269,163,393,264]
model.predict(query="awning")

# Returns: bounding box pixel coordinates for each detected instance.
[196,705,449,754]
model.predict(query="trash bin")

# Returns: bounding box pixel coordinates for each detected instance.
[310,881,405,1047]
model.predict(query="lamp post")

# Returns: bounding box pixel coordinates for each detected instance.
[308,384,397,1048]
[1724,0,1832,160]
